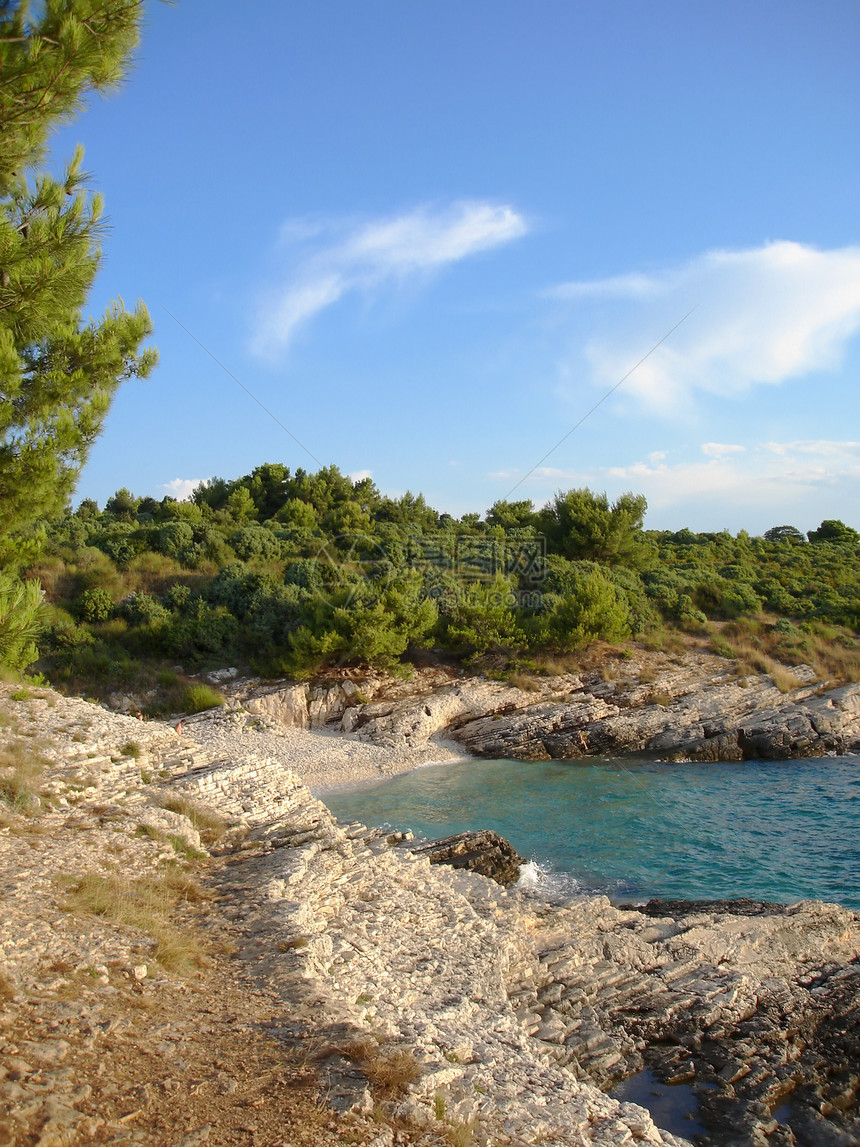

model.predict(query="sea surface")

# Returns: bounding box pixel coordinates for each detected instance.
[325,755,860,911]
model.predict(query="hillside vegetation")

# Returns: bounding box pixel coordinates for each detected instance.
[22,462,860,704]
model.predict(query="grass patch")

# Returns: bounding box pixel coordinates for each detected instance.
[181,683,225,714]
[443,1121,477,1147]
[507,671,542,692]
[647,689,672,708]
[0,739,49,815]
[57,867,209,973]
[711,615,860,688]
[167,833,207,861]
[120,741,141,759]
[156,794,228,844]
[329,1038,422,1097]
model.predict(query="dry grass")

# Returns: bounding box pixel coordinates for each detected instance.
[0,967,16,1001]
[317,1037,422,1098]
[361,1047,422,1094]
[443,1121,477,1147]
[157,794,229,844]
[58,867,209,973]
[712,616,860,689]
[0,739,49,815]
[507,672,542,692]
[646,689,673,708]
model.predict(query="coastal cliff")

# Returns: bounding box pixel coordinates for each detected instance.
[2,681,859,1146]
[223,648,860,766]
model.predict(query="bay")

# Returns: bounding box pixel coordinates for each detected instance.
[325,755,860,910]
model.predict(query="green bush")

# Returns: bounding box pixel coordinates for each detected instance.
[445,579,524,655]
[76,586,114,623]
[120,593,171,627]
[539,568,630,651]
[229,525,281,561]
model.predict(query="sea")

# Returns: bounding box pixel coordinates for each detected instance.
[324,755,860,911]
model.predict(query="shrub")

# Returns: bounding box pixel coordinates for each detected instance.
[445,579,524,655]
[540,568,630,651]
[229,525,280,562]
[120,593,171,628]
[155,520,194,561]
[76,586,114,623]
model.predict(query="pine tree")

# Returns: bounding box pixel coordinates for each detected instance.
[0,1,157,569]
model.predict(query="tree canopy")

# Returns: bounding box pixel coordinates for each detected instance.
[0,1,156,569]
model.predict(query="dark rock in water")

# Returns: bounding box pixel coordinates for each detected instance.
[638,896,801,919]
[412,830,524,887]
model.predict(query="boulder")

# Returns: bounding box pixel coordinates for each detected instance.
[411,830,524,887]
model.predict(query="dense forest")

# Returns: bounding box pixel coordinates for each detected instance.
[19,461,860,708]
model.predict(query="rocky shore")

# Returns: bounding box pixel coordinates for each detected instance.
[2,677,859,1146]
[191,648,860,789]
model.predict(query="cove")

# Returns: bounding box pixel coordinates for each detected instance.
[325,755,860,910]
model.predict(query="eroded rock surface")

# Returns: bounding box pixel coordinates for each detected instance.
[232,656,860,763]
[175,739,860,1147]
[4,681,860,1147]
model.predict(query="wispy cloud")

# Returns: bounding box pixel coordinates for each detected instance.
[493,440,860,527]
[252,201,528,357]
[701,442,745,458]
[551,241,860,414]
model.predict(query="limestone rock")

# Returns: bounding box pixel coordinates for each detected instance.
[411,830,524,887]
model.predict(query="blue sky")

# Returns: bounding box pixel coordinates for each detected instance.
[53,0,860,533]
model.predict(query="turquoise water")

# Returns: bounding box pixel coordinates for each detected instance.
[325,756,860,910]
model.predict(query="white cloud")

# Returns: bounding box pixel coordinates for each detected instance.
[348,469,373,483]
[161,479,202,501]
[701,442,745,458]
[504,440,860,528]
[551,241,860,414]
[252,201,528,357]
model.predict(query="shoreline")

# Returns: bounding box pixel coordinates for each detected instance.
[181,704,471,793]
[4,682,860,1146]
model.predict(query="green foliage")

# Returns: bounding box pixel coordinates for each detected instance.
[229,524,281,562]
[0,2,156,569]
[156,521,194,560]
[120,593,170,628]
[25,454,860,690]
[445,579,524,656]
[537,488,648,568]
[285,573,437,676]
[0,571,45,671]
[808,519,860,545]
[538,566,630,651]
[75,586,113,623]
[764,525,805,543]
[181,683,225,714]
